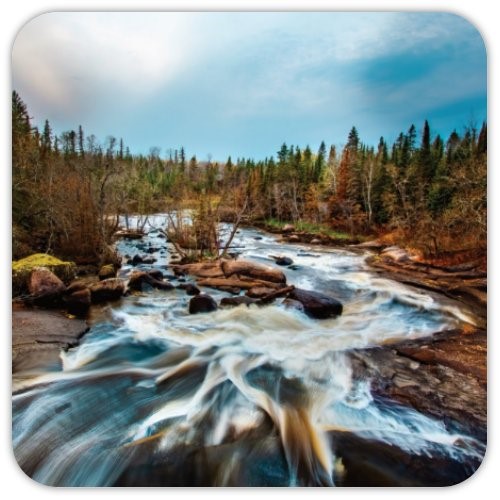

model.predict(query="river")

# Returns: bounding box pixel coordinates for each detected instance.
[12,215,485,486]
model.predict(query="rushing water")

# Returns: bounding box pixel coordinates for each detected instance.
[12,215,485,486]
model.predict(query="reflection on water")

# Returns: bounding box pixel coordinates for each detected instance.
[12,215,484,486]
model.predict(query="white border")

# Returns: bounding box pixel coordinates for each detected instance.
[1,1,496,499]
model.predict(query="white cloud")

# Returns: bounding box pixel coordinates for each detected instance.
[13,12,196,118]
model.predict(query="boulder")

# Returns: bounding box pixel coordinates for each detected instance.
[130,254,157,266]
[66,277,98,294]
[246,286,276,298]
[282,298,305,313]
[289,288,343,319]
[282,224,295,233]
[288,235,301,243]
[89,278,125,304]
[189,294,218,314]
[172,262,224,278]
[147,269,164,281]
[28,267,67,306]
[128,271,174,291]
[271,255,294,266]
[197,277,282,291]
[381,246,411,263]
[178,283,201,296]
[98,264,116,280]
[310,238,323,245]
[221,260,286,284]
[12,253,75,297]
[64,288,91,317]
[220,296,258,307]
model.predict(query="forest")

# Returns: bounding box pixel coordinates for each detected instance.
[12,90,487,267]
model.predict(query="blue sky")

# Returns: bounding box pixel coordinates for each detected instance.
[12,12,486,160]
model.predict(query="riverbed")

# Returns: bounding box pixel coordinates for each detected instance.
[12,215,486,486]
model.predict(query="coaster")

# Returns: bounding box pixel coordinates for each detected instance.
[12,11,487,487]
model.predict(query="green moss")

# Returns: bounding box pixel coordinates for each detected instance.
[12,253,76,297]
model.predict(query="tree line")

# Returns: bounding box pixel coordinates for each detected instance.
[12,91,486,264]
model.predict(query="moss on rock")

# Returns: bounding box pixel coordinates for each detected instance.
[12,254,76,297]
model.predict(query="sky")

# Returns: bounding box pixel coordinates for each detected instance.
[12,12,487,161]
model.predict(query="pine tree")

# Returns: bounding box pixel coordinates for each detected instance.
[419,120,434,185]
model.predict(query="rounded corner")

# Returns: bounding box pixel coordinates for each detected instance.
[447,440,489,488]
[441,11,488,61]
[11,11,60,58]
[9,439,54,488]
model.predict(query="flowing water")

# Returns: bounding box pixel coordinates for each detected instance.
[12,215,485,486]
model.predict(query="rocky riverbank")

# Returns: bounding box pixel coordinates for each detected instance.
[12,223,487,451]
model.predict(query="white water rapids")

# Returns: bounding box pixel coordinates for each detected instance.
[12,215,485,486]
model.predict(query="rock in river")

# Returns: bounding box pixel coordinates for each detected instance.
[271,255,294,266]
[89,278,126,304]
[289,288,343,319]
[128,271,174,291]
[220,296,259,307]
[189,294,218,314]
[221,260,286,284]
[178,283,201,296]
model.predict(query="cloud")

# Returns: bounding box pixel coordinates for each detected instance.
[13,12,196,120]
[11,12,486,159]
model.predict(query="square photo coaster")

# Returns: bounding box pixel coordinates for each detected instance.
[11,11,486,487]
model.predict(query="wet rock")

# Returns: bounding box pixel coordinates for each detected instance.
[218,286,241,294]
[146,247,160,254]
[220,296,258,307]
[28,267,66,306]
[282,298,305,312]
[310,238,323,245]
[178,283,200,296]
[89,278,125,303]
[64,288,91,317]
[289,288,343,319]
[128,271,174,291]
[128,254,156,266]
[197,277,281,291]
[350,329,487,441]
[147,269,164,281]
[271,255,294,266]
[98,264,116,280]
[173,262,223,278]
[221,260,286,284]
[189,294,218,314]
[114,230,144,240]
[288,235,300,243]
[246,286,276,298]
[253,236,263,240]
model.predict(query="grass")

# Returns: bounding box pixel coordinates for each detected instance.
[263,219,353,240]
